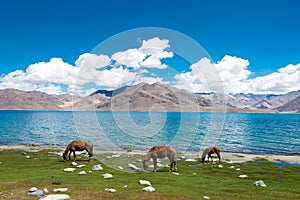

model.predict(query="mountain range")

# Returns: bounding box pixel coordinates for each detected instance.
[0,82,299,113]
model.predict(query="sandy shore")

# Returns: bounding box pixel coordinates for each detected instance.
[1,145,299,165]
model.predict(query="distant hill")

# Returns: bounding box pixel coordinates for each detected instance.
[0,85,299,113]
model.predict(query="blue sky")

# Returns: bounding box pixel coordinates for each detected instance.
[0,0,299,94]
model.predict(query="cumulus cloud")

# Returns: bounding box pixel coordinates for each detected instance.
[0,58,78,94]
[248,63,300,94]
[174,55,300,94]
[112,37,173,69]
[174,55,251,93]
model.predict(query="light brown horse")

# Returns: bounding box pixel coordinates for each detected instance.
[142,146,177,172]
[201,146,221,163]
[62,141,93,162]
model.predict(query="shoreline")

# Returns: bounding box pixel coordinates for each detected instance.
[1,145,299,165]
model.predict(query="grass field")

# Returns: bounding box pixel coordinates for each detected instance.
[0,149,299,200]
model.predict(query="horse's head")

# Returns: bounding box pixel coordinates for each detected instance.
[62,151,68,162]
[142,158,149,170]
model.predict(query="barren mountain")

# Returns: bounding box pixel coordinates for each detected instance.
[0,84,299,113]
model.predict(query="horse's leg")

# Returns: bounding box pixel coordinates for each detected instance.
[73,151,76,161]
[172,161,177,172]
[153,157,158,172]
[208,153,213,162]
[169,161,173,172]
[68,151,72,161]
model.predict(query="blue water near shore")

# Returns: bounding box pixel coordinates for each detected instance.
[0,110,299,155]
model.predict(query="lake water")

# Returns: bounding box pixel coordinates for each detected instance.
[0,110,299,155]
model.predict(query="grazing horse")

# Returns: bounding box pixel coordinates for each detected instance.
[62,141,93,162]
[142,146,177,172]
[201,146,221,163]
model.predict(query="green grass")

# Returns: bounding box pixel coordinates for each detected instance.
[0,149,299,199]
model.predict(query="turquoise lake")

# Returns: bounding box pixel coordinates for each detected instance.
[0,110,299,155]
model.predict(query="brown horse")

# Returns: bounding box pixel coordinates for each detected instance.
[62,141,93,162]
[201,146,221,163]
[142,146,177,172]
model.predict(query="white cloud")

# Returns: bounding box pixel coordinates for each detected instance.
[0,58,79,94]
[174,55,300,94]
[174,55,250,93]
[248,63,300,94]
[112,37,173,69]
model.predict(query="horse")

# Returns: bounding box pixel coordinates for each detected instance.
[142,146,177,172]
[201,146,221,163]
[62,141,93,162]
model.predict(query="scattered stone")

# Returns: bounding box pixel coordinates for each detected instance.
[172,172,180,175]
[142,186,155,192]
[118,166,124,170]
[26,156,30,159]
[253,180,267,187]
[28,190,44,197]
[122,185,128,188]
[53,188,68,192]
[92,164,103,171]
[218,164,223,168]
[78,171,86,175]
[63,168,76,172]
[102,173,113,179]
[139,180,151,185]
[236,168,241,171]
[39,194,70,200]
[184,158,197,162]
[112,154,121,158]
[77,164,86,168]
[128,163,138,170]
[43,188,49,193]
[71,162,78,166]
[203,195,210,199]
[229,166,235,169]
[28,187,38,192]
[192,172,197,175]
[238,174,248,178]
[105,188,116,193]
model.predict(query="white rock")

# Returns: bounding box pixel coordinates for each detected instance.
[122,185,128,188]
[26,156,30,159]
[105,188,116,193]
[229,166,235,169]
[77,165,86,168]
[112,154,121,158]
[253,180,267,187]
[203,196,210,199]
[53,188,68,192]
[184,158,197,162]
[28,187,38,192]
[192,173,197,175]
[128,163,138,170]
[78,171,86,175]
[118,166,124,170]
[71,162,78,166]
[236,168,241,171]
[218,164,223,168]
[142,186,155,192]
[139,180,151,185]
[39,194,70,200]
[102,173,113,179]
[172,172,180,176]
[239,174,248,178]
[43,188,49,193]
[92,164,103,171]
[28,190,44,197]
[63,168,76,172]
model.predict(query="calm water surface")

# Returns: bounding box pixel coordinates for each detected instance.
[0,110,299,155]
